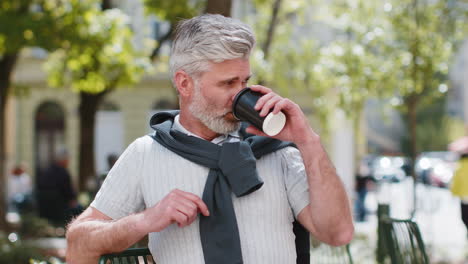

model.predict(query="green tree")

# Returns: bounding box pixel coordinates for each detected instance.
[144,0,202,60]
[144,0,234,60]
[248,0,338,137]
[319,0,467,217]
[0,0,97,230]
[385,0,465,166]
[44,6,153,190]
[320,0,465,154]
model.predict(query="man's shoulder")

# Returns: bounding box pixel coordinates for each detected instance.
[130,135,168,152]
[134,135,155,145]
[266,146,299,158]
[260,146,303,167]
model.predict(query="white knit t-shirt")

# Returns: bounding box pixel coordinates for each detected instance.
[91,119,310,264]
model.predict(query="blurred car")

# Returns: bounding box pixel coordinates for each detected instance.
[371,156,410,182]
[415,151,458,188]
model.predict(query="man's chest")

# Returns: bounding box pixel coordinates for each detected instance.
[139,147,291,215]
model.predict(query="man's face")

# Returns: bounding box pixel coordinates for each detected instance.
[188,58,251,134]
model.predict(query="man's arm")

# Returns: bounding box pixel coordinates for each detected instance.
[294,136,354,246]
[247,85,354,246]
[66,207,147,264]
[66,189,210,264]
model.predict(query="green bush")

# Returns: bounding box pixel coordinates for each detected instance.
[0,233,43,264]
[0,232,66,264]
[19,214,58,238]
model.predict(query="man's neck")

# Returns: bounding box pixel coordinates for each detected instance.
[178,110,220,141]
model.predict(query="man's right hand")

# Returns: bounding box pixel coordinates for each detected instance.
[66,189,209,264]
[141,189,210,233]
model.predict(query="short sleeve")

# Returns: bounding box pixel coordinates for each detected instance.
[91,138,146,219]
[281,147,310,218]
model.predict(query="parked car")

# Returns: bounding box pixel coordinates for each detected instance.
[415,151,458,188]
[371,156,410,182]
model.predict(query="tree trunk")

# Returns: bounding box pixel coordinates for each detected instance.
[258,0,282,86]
[408,0,420,217]
[406,94,419,217]
[262,0,282,61]
[78,90,108,191]
[150,26,174,61]
[205,0,232,17]
[408,97,418,177]
[76,0,113,191]
[0,53,19,230]
[102,0,112,10]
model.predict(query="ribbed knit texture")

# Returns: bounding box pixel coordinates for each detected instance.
[91,136,309,264]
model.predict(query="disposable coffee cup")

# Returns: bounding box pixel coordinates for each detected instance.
[232,88,286,136]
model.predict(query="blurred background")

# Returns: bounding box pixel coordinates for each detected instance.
[0,0,467,263]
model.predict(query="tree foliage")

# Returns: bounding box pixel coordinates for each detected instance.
[44,7,153,93]
[43,3,153,190]
[318,0,466,217]
[248,0,338,135]
[144,0,202,24]
[0,0,101,230]
[318,0,466,152]
[0,0,98,55]
[143,0,205,60]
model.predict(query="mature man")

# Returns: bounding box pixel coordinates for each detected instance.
[66,14,354,264]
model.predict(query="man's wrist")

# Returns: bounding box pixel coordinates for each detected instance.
[133,212,151,236]
[294,127,321,147]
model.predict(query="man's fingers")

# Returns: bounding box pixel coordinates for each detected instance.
[260,96,282,117]
[273,99,290,114]
[169,200,198,227]
[172,199,198,217]
[250,85,272,94]
[172,210,189,227]
[254,92,275,111]
[174,189,210,216]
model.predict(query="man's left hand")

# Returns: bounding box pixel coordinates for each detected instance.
[245,85,318,145]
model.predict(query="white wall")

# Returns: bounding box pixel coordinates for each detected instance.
[94,111,124,174]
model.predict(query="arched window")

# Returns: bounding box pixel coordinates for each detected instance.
[34,101,65,176]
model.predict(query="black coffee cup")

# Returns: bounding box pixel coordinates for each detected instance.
[232,88,286,136]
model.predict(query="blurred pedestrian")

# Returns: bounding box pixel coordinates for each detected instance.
[7,163,33,213]
[450,153,468,234]
[36,148,81,226]
[355,160,373,222]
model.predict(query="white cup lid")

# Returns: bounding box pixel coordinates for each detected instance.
[263,111,286,136]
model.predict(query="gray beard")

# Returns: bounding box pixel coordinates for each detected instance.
[189,89,240,135]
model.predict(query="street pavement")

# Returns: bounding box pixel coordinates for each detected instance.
[354,178,468,263]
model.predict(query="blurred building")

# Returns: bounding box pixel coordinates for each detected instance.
[8,50,175,187]
[5,0,177,190]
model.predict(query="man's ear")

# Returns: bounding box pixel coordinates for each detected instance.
[174,70,194,97]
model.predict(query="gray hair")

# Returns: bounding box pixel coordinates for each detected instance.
[170,14,256,85]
